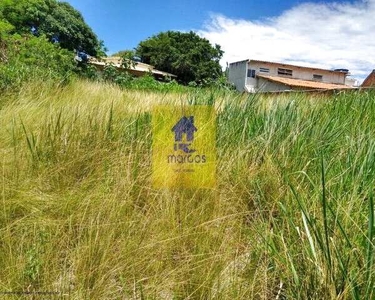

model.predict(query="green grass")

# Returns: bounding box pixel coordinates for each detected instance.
[0,79,375,299]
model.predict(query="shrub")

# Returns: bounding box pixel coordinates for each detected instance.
[0,34,76,91]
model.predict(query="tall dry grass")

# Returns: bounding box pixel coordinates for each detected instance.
[0,79,374,299]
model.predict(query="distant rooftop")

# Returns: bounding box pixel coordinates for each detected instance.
[257,74,352,90]
[89,57,177,78]
[231,59,350,75]
[361,70,375,88]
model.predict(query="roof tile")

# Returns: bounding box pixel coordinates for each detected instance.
[257,74,352,90]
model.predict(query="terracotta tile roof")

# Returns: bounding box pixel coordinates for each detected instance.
[257,74,353,90]
[361,70,375,87]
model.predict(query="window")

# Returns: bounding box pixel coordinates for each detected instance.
[278,68,293,76]
[247,69,256,78]
[259,67,270,73]
[313,74,323,81]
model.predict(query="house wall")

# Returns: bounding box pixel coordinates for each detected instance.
[257,77,290,92]
[345,77,360,87]
[229,59,348,92]
[248,61,346,83]
[244,61,347,92]
[228,61,248,92]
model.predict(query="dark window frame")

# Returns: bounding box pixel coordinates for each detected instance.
[247,69,256,78]
[278,68,293,76]
[313,74,323,81]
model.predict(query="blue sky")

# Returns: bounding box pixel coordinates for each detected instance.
[65,0,341,53]
[65,0,374,81]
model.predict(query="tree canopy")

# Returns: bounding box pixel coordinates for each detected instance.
[0,0,104,56]
[136,31,224,85]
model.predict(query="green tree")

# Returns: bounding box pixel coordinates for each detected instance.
[136,31,224,85]
[0,0,104,56]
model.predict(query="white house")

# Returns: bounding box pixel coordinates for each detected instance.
[228,59,355,93]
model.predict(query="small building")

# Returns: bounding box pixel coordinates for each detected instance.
[361,70,375,88]
[228,59,354,93]
[89,56,176,80]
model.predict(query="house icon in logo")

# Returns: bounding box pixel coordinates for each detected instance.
[171,116,197,153]
[172,116,197,142]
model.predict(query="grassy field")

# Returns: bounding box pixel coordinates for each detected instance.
[0,79,374,299]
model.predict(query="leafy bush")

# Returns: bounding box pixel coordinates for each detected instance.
[101,63,132,86]
[76,62,100,81]
[122,73,189,93]
[0,34,75,91]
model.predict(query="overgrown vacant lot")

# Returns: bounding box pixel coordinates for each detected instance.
[0,80,374,299]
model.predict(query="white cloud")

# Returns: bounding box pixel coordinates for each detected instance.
[198,0,375,81]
